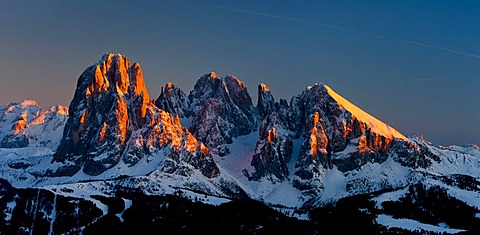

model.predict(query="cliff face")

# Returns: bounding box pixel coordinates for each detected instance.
[241,82,409,193]
[287,84,407,193]
[188,73,257,156]
[1,53,479,224]
[155,82,190,118]
[52,54,218,178]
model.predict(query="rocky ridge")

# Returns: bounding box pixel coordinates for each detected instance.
[51,53,218,178]
[1,53,478,220]
[0,100,68,149]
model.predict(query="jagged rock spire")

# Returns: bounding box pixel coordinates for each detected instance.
[188,72,256,156]
[52,54,219,178]
[155,82,190,118]
[52,53,151,175]
[257,83,275,120]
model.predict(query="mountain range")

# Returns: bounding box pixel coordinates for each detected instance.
[0,53,479,234]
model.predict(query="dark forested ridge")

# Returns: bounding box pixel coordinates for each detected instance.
[1,178,479,234]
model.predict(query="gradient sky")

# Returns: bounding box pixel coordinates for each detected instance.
[0,0,479,146]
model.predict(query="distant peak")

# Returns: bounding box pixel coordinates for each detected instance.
[224,75,245,89]
[208,71,218,79]
[19,100,39,107]
[47,105,69,115]
[305,82,326,90]
[259,83,270,91]
[162,82,178,92]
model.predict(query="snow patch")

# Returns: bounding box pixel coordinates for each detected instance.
[4,197,17,222]
[318,167,347,202]
[372,187,408,209]
[90,198,108,216]
[117,198,132,222]
[376,214,466,234]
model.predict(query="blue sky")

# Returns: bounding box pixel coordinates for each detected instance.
[0,0,478,145]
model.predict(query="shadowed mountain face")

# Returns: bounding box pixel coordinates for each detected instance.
[2,53,479,235]
[152,73,416,191]
[33,53,437,190]
[51,53,218,178]
[155,82,190,118]
[187,73,257,156]
[150,70,429,190]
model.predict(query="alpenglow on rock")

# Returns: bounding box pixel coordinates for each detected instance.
[0,100,68,149]
[51,53,219,177]
[249,83,293,181]
[250,112,293,181]
[257,83,275,120]
[2,53,480,226]
[290,83,408,194]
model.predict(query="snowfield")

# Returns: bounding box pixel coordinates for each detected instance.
[376,214,466,234]
[1,134,479,214]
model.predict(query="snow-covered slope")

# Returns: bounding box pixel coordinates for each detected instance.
[0,100,68,149]
[0,53,479,234]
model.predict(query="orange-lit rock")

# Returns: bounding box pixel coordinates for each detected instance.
[308,112,328,157]
[12,119,27,135]
[115,97,129,145]
[98,122,107,143]
[358,135,368,153]
[266,127,276,144]
[53,55,220,178]
[1,101,69,149]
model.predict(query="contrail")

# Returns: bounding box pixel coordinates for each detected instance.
[212,5,355,32]
[389,77,444,82]
[212,4,480,60]
[399,40,480,59]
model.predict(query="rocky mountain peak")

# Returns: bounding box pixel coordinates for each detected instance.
[188,73,256,156]
[0,101,68,149]
[129,62,150,99]
[257,83,275,120]
[189,72,223,108]
[155,82,190,118]
[53,53,148,175]
[250,111,293,181]
[259,83,269,91]
[52,54,219,178]
[290,83,411,192]
[223,75,256,122]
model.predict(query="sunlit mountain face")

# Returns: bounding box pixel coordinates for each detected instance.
[0,54,479,234]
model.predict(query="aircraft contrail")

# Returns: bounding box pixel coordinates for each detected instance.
[399,40,480,59]
[212,5,480,60]
[212,5,355,32]
[389,77,444,82]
